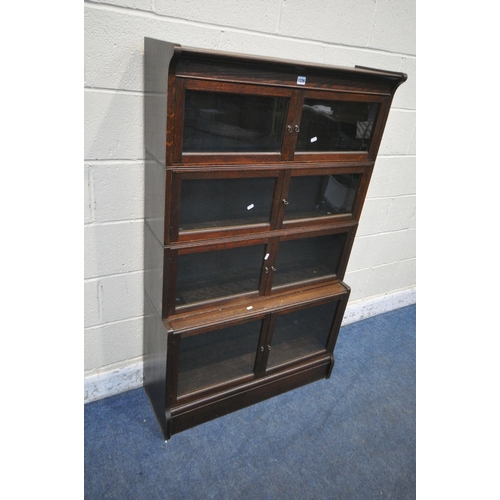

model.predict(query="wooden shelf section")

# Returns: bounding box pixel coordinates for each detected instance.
[166,282,349,336]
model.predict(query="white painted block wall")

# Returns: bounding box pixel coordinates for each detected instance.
[84,0,416,402]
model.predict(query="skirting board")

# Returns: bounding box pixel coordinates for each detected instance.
[342,287,416,326]
[84,287,416,404]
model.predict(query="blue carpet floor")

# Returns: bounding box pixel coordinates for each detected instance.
[84,304,416,500]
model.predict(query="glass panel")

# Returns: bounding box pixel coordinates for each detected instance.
[176,244,265,306]
[296,99,379,152]
[179,177,276,231]
[272,233,347,288]
[183,90,288,152]
[284,174,361,221]
[178,319,262,396]
[267,301,338,369]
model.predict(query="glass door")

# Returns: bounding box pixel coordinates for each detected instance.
[270,230,351,290]
[265,300,339,371]
[177,318,264,397]
[179,177,275,229]
[296,100,379,152]
[292,90,389,161]
[174,80,293,164]
[168,169,284,242]
[183,91,287,153]
[282,172,362,224]
[173,241,269,309]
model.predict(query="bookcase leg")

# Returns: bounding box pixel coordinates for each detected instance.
[163,410,172,441]
[326,354,335,379]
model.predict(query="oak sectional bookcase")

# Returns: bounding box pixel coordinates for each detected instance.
[143,38,407,440]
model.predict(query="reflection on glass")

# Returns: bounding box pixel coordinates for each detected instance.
[179,177,276,231]
[284,174,361,221]
[267,301,338,369]
[272,233,346,288]
[296,100,379,152]
[183,90,288,152]
[176,244,265,306]
[178,319,262,396]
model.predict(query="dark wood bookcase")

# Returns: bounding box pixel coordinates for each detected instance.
[144,38,407,440]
